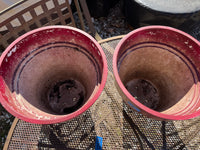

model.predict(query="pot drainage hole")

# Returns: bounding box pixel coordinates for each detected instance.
[48,79,85,114]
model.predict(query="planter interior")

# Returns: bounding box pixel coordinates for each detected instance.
[0,26,107,124]
[114,26,200,119]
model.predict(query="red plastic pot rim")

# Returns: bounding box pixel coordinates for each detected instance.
[113,25,200,120]
[0,25,108,124]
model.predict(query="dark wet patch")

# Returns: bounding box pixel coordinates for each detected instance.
[48,79,86,114]
[126,79,160,110]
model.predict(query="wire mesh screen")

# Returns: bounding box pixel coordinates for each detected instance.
[7,110,96,149]
[4,38,200,150]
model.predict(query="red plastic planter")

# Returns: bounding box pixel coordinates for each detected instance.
[113,26,200,120]
[0,26,107,124]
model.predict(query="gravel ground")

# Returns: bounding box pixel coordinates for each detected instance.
[0,106,14,149]
[93,1,132,38]
[0,1,131,149]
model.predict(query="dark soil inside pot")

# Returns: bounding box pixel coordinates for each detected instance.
[126,79,160,110]
[48,79,85,114]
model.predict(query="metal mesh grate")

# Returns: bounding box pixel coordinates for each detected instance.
[8,110,96,150]
[38,110,96,150]
[123,104,188,150]
[8,121,41,149]
[5,38,200,150]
